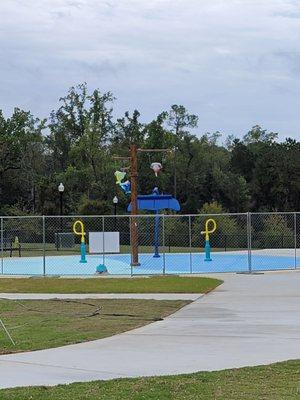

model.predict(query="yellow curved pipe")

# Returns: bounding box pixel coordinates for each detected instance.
[73,220,86,243]
[201,218,217,241]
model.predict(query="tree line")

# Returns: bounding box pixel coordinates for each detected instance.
[0,83,299,216]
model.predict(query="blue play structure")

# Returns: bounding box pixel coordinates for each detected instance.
[128,188,180,257]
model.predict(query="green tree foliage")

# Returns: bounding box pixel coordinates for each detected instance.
[0,108,45,214]
[262,214,293,237]
[193,201,244,249]
[113,110,144,149]
[167,104,198,138]
[254,214,295,248]
[198,202,239,236]
[0,84,299,215]
[230,139,255,182]
[77,198,111,215]
[243,125,278,144]
[229,130,299,211]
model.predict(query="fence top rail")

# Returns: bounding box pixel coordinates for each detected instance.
[250,211,299,215]
[0,213,249,219]
[0,212,298,219]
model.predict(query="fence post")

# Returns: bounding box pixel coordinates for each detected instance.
[130,216,133,277]
[1,217,3,275]
[189,216,192,274]
[294,212,297,269]
[162,215,166,275]
[102,216,105,272]
[42,216,46,276]
[247,212,252,273]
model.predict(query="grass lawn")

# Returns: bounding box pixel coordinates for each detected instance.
[0,276,222,294]
[2,243,242,258]
[0,298,189,354]
[1,360,299,399]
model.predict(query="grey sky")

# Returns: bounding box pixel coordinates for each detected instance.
[0,0,299,140]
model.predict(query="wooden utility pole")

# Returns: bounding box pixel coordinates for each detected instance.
[130,144,140,265]
[114,146,173,266]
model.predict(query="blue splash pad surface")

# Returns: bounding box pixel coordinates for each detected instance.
[1,252,298,275]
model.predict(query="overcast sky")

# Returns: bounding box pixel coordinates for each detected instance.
[0,0,300,140]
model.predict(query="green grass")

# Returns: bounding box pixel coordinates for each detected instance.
[1,360,299,399]
[0,276,222,294]
[0,298,189,354]
[2,242,242,257]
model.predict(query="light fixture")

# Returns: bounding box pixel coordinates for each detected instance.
[58,183,65,193]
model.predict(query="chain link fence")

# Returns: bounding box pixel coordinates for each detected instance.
[0,213,299,276]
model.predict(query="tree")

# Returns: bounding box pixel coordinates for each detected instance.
[144,112,169,149]
[211,167,250,212]
[192,202,242,249]
[0,108,45,213]
[47,83,114,172]
[230,139,256,182]
[198,202,239,235]
[257,214,294,248]
[113,110,145,149]
[0,85,299,216]
[243,125,278,144]
[78,198,111,215]
[45,84,116,213]
[251,142,291,210]
[167,105,198,138]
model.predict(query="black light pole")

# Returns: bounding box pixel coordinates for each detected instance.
[113,196,118,230]
[58,183,64,232]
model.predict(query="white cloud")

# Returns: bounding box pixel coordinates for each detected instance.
[0,0,299,140]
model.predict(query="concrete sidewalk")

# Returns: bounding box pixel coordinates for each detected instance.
[0,271,300,389]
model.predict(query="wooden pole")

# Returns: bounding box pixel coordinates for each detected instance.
[130,144,140,266]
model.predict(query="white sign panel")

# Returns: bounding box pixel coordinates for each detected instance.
[89,232,120,253]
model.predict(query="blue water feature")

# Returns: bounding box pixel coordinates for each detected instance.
[1,252,299,276]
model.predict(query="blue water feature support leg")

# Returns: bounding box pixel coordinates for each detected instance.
[80,242,87,263]
[204,240,212,261]
[153,211,160,258]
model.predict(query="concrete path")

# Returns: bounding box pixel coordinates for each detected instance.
[0,271,300,389]
[0,293,201,301]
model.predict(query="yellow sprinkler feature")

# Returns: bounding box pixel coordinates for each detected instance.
[114,170,126,185]
[201,218,217,241]
[72,220,87,263]
[73,220,86,243]
[201,218,217,261]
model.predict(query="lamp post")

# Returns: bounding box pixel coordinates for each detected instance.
[113,196,118,230]
[113,196,118,216]
[58,183,64,231]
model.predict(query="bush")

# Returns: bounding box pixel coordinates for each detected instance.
[77,198,111,215]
